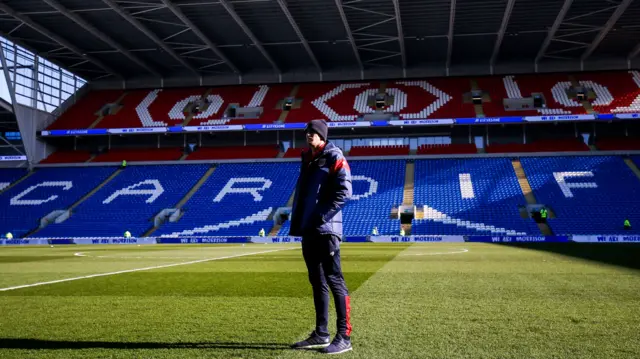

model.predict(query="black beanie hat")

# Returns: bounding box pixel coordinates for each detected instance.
[305,119,328,141]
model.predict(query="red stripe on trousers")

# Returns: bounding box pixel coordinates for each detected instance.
[345,295,352,336]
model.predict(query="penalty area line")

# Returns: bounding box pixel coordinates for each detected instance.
[0,247,297,292]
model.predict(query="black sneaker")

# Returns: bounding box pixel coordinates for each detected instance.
[320,334,352,355]
[291,331,331,349]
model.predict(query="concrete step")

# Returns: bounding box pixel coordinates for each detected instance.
[143,166,216,238]
[512,159,537,205]
[402,161,415,206]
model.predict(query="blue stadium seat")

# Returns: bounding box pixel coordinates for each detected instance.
[34,165,211,238]
[413,158,539,235]
[155,162,299,237]
[277,160,404,236]
[277,220,291,236]
[342,160,404,236]
[0,168,27,192]
[0,167,116,237]
[521,156,640,235]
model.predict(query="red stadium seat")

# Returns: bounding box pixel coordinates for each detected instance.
[39,150,93,164]
[185,145,279,160]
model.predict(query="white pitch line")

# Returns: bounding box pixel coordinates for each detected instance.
[0,247,296,292]
[400,248,469,256]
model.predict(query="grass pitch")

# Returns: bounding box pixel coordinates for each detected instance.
[0,243,639,359]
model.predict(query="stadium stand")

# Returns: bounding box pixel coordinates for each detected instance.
[185,145,279,160]
[503,74,587,115]
[341,160,405,235]
[521,156,640,235]
[282,147,305,158]
[155,162,299,237]
[47,90,123,130]
[92,147,184,162]
[0,167,116,238]
[34,164,211,238]
[486,139,589,154]
[144,88,208,127]
[43,71,640,131]
[0,168,28,192]
[95,90,150,129]
[596,137,640,151]
[40,150,93,164]
[349,145,409,156]
[391,78,476,119]
[284,82,379,123]
[417,144,477,155]
[575,71,640,114]
[413,158,540,235]
[475,76,538,117]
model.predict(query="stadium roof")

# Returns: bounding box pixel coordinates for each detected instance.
[0,0,639,87]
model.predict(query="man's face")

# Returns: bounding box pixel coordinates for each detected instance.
[306,131,324,148]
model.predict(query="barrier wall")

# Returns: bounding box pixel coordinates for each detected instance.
[3,235,640,245]
[39,113,635,137]
[572,235,640,243]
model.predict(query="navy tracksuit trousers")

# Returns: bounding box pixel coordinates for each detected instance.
[302,234,352,338]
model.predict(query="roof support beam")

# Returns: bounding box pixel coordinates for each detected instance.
[446,0,456,72]
[218,0,281,74]
[629,42,640,60]
[99,0,200,76]
[334,0,364,71]
[0,2,122,79]
[41,0,161,77]
[489,0,516,68]
[391,0,406,69]
[535,0,574,64]
[159,0,240,74]
[275,0,322,72]
[581,0,633,61]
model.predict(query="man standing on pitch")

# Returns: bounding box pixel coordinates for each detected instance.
[290,119,353,354]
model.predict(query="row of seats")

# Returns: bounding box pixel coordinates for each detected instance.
[154,162,299,237]
[47,71,640,130]
[40,150,92,164]
[349,145,409,156]
[0,167,117,238]
[0,168,27,192]
[417,144,477,155]
[185,146,280,160]
[413,158,540,235]
[522,156,640,234]
[34,165,211,238]
[92,148,184,162]
[596,137,640,151]
[3,155,640,237]
[38,138,594,164]
[486,139,589,153]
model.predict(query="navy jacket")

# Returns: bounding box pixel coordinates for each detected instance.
[289,142,352,238]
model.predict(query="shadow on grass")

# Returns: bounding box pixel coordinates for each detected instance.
[0,338,291,351]
[496,243,640,270]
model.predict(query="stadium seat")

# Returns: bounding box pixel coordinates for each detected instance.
[521,156,640,235]
[342,160,405,236]
[0,168,28,192]
[185,145,279,160]
[416,144,477,155]
[47,90,123,130]
[595,137,640,151]
[155,162,299,237]
[0,167,116,238]
[413,158,539,235]
[92,148,184,162]
[349,145,409,156]
[34,165,211,238]
[40,150,93,164]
